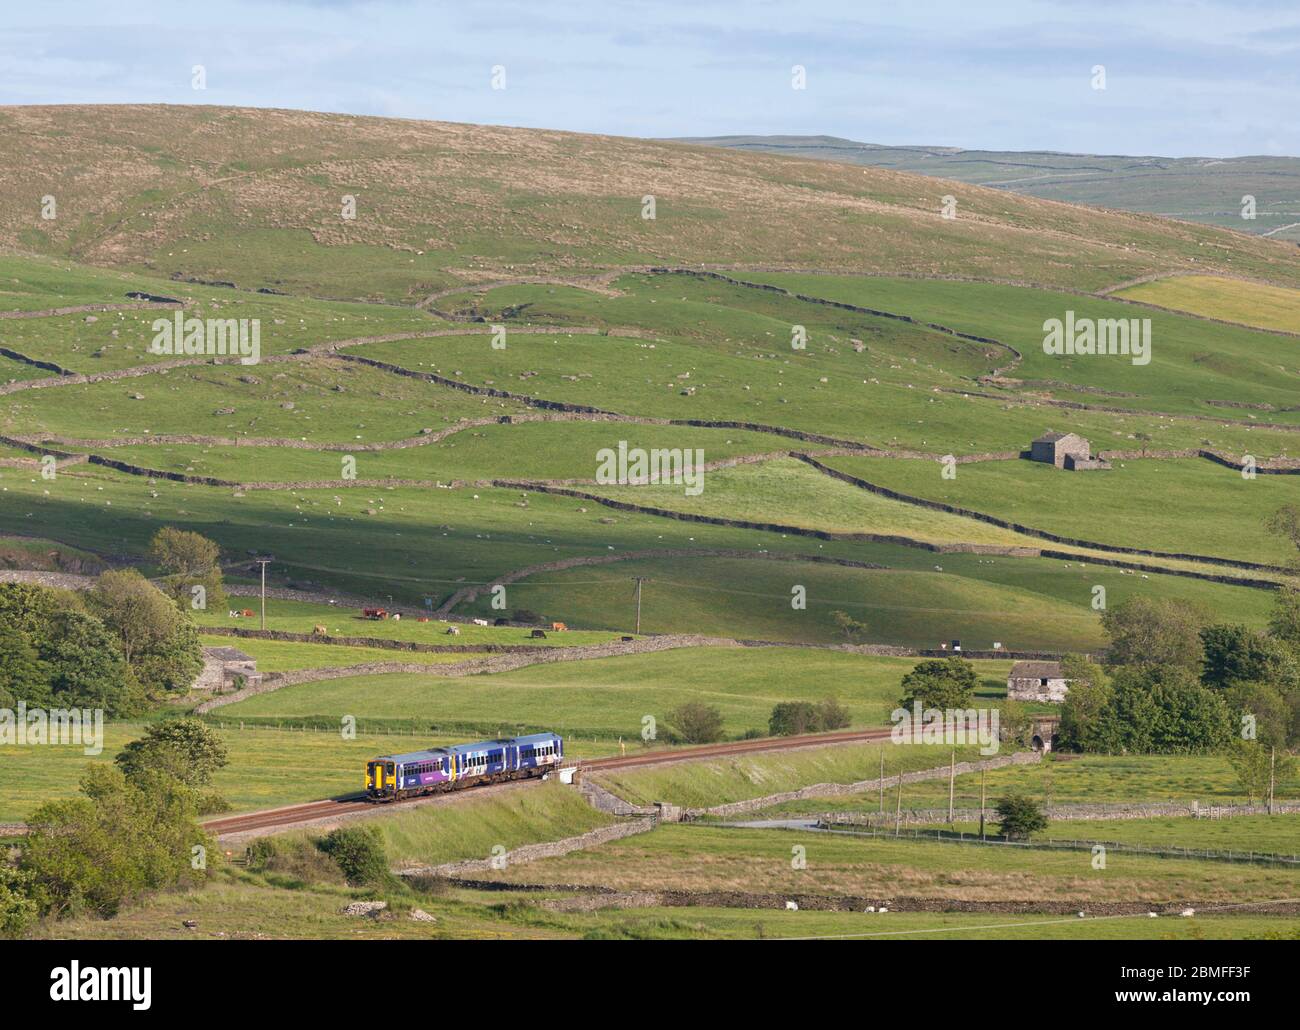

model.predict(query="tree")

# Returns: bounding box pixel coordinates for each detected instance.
[1201,624,1297,691]
[1101,597,1209,673]
[21,766,208,919]
[1226,741,1296,804]
[667,702,724,744]
[1269,585,1300,653]
[898,657,978,710]
[816,696,850,731]
[1058,671,1113,752]
[769,701,819,736]
[43,610,143,715]
[995,793,1047,840]
[998,699,1033,749]
[1081,666,1232,755]
[0,867,38,939]
[1224,681,1291,749]
[116,718,229,790]
[0,620,47,709]
[317,825,391,887]
[150,527,226,611]
[87,569,182,667]
[86,570,203,702]
[768,697,850,736]
[831,610,867,642]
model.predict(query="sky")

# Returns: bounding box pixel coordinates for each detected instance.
[1,0,1297,157]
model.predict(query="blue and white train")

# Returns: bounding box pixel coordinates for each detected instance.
[366,732,564,801]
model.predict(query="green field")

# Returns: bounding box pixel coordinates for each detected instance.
[819,455,1300,566]
[197,635,487,672]
[215,647,992,739]
[592,741,994,809]
[32,870,1298,940]
[0,721,621,821]
[1115,275,1300,334]
[482,822,1300,907]
[754,753,1300,820]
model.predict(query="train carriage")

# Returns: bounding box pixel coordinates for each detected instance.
[366,731,563,801]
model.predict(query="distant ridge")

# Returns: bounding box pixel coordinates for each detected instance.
[675,135,1300,243]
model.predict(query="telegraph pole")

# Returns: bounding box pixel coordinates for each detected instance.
[255,558,272,630]
[632,577,650,634]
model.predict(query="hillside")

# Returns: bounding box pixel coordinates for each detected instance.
[3,105,1300,303]
[678,135,1300,242]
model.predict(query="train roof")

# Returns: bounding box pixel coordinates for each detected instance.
[372,732,561,764]
[512,731,561,744]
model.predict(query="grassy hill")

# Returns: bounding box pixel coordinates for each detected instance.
[679,135,1300,242]
[3,106,1300,300]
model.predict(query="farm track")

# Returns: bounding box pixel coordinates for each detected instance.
[200,726,898,836]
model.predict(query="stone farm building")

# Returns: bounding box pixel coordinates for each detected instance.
[196,646,262,692]
[1007,660,1071,703]
[1029,431,1110,471]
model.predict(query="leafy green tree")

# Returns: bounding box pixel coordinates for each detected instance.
[116,718,230,790]
[816,696,850,731]
[21,766,208,919]
[898,656,978,710]
[1056,655,1110,751]
[1201,624,1298,691]
[769,701,819,736]
[995,793,1047,840]
[43,610,142,714]
[1227,741,1296,804]
[1101,597,1209,673]
[768,698,850,736]
[667,702,725,744]
[0,867,38,938]
[317,825,390,887]
[1268,585,1300,653]
[831,610,867,642]
[0,581,80,640]
[0,620,47,709]
[999,699,1033,749]
[87,569,203,702]
[1224,681,1291,749]
[150,527,226,611]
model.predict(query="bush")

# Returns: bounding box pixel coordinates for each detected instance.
[21,766,209,919]
[0,866,39,938]
[995,793,1047,840]
[666,702,724,744]
[247,836,346,885]
[317,826,390,887]
[768,697,850,736]
[898,657,978,710]
[116,718,230,791]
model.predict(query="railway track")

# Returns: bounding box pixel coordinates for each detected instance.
[201,726,898,836]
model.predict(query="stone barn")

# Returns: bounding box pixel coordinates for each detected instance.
[1007,660,1071,703]
[195,646,262,692]
[1029,432,1108,470]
